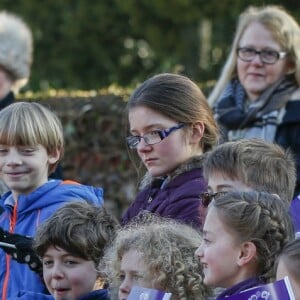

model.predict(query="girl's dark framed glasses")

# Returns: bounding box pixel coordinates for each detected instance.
[126,123,185,149]
[201,192,227,207]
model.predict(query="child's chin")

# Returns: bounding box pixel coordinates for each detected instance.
[148,168,163,177]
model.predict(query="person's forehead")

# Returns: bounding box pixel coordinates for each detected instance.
[207,171,251,192]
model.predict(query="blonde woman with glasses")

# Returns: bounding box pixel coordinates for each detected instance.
[209,5,300,197]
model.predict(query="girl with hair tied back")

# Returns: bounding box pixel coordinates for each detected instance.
[122,73,218,229]
[195,190,294,298]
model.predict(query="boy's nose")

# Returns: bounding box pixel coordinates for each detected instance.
[6,150,22,165]
[51,264,64,279]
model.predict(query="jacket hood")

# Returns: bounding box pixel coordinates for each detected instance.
[2,179,104,214]
[139,155,205,190]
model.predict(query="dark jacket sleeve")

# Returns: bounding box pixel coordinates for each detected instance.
[276,100,300,197]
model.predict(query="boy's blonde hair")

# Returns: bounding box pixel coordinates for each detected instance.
[0,102,64,173]
[203,138,296,203]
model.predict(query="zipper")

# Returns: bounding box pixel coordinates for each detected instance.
[2,203,17,300]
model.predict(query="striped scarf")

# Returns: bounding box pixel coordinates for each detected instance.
[214,75,298,142]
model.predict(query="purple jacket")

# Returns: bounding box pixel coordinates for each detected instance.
[216,277,266,299]
[290,195,300,235]
[122,156,207,229]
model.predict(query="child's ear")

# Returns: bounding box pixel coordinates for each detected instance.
[189,121,204,144]
[237,241,257,266]
[48,149,61,164]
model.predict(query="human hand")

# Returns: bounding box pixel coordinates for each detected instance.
[0,227,42,275]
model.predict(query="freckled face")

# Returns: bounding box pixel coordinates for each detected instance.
[237,21,292,101]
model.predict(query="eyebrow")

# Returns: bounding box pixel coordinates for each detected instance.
[130,124,165,134]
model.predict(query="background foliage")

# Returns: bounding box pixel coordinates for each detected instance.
[1,1,299,217]
[1,0,299,92]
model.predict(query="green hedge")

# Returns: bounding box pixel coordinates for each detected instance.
[2,1,298,91]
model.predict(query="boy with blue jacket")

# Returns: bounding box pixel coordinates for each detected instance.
[0,102,104,299]
[11,201,119,300]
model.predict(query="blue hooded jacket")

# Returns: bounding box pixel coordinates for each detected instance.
[0,179,104,300]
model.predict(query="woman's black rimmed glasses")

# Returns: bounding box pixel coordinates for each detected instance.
[236,47,287,65]
[201,192,227,207]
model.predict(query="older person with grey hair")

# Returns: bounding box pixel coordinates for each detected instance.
[0,11,33,194]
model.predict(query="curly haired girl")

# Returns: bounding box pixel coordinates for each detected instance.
[104,213,211,300]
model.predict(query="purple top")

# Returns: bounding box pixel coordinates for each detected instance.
[216,277,266,299]
[289,195,300,235]
[122,157,208,229]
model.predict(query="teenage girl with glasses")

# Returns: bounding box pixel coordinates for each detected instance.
[122,73,218,229]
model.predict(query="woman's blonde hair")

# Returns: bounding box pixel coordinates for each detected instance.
[0,102,64,173]
[208,5,300,106]
[103,213,211,300]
